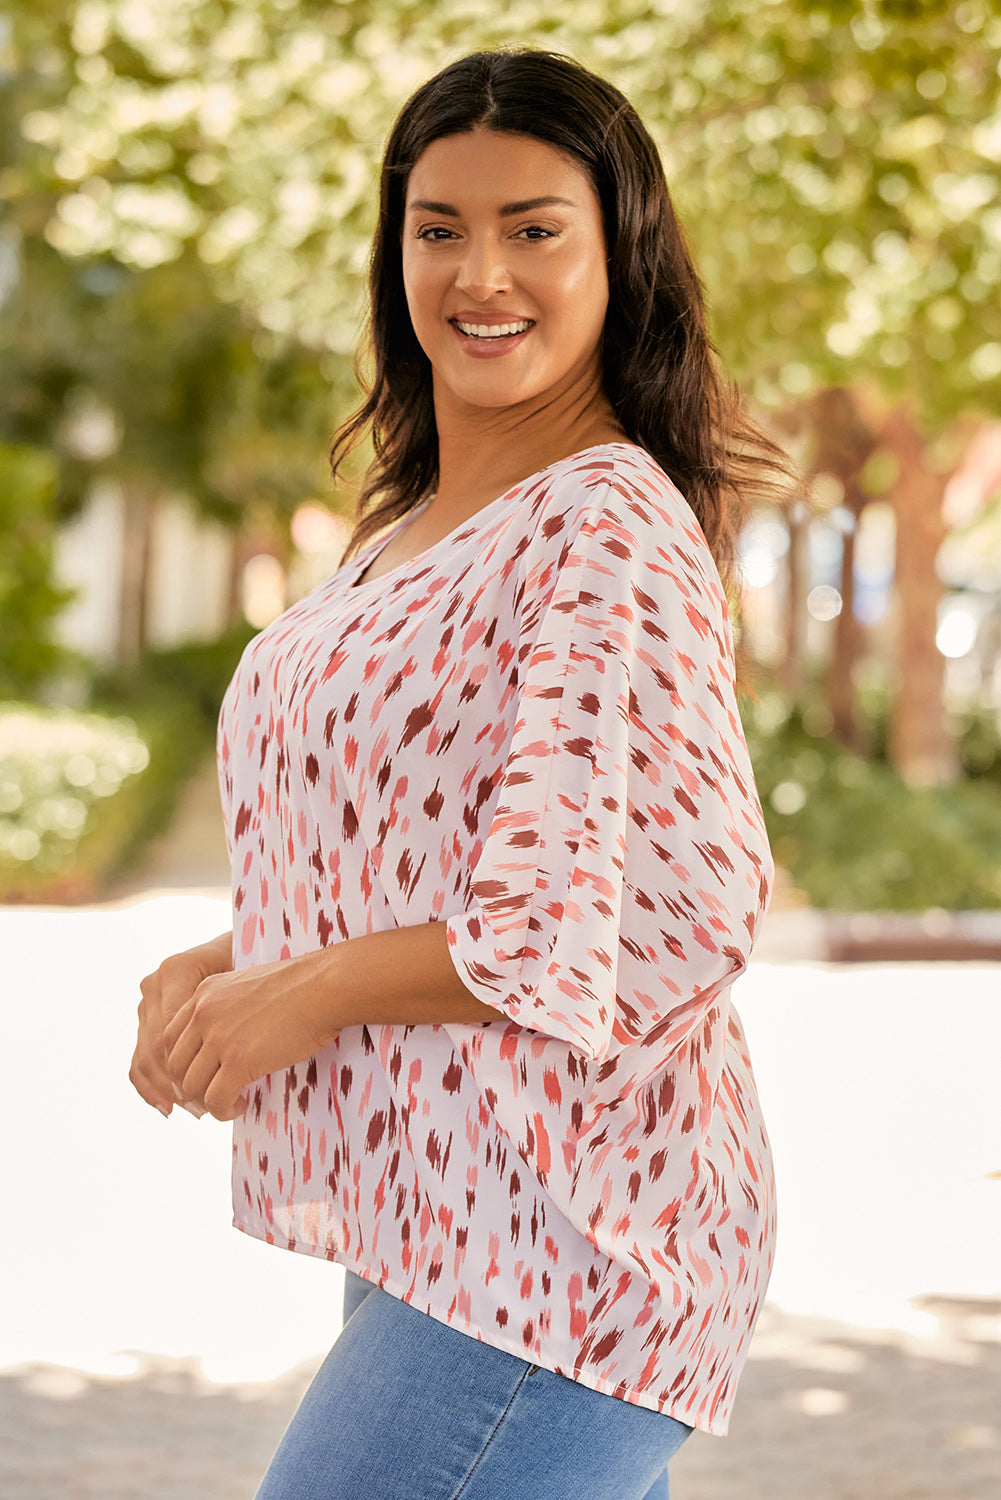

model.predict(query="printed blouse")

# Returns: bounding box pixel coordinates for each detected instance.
[216,442,777,1436]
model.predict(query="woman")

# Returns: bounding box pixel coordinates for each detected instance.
[131,48,796,1499]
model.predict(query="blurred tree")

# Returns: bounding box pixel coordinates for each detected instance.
[0,441,77,695]
[782,506,811,695]
[803,387,879,756]
[16,0,996,419]
[1,6,339,669]
[880,399,957,782]
[3,0,999,753]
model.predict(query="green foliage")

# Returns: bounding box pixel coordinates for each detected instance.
[0,696,207,902]
[0,441,80,695]
[745,689,1001,911]
[1,2,997,851]
[2,0,997,653]
[6,0,997,434]
[94,620,258,724]
[958,706,1001,784]
[0,703,144,898]
[0,623,253,901]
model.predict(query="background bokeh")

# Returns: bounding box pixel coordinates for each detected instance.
[3,0,1001,910]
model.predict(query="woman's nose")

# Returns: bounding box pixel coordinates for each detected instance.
[454,236,513,299]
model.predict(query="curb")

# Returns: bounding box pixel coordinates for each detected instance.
[756,907,1001,964]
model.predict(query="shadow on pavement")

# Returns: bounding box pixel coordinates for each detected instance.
[3,1300,999,1500]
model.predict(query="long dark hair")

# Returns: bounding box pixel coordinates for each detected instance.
[329,48,799,602]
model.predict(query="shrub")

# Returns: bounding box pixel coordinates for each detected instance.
[93,620,257,724]
[0,443,81,696]
[744,690,1001,911]
[958,707,1001,784]
[0,696,204,902]
[0,623,254,901]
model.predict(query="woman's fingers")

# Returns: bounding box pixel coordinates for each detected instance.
[128,1044,174,1116]
[132,979,177,1114]
[158,961,209,1032]
[170,1039,250,1122]
[202,1078,250,1122]
[162,993,198,1067]
[159,958,330,1122]
[172,1038,221,1107]
[133,943,238,1119]
[162,983,252,1120]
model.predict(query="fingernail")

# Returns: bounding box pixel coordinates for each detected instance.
[156,1104,171,1118]
[183,1102,206,1119]
[172,1084,185,1102]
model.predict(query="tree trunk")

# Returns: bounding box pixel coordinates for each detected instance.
[882,403,956,785]
[830,516,864,752]
[226,531,248,627]
[806,386,877,752]
[779,503,809,694]
[117,485,155,674]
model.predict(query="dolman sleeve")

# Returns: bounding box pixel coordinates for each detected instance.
[443,467,772,1064]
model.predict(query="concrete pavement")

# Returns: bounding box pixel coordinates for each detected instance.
[3,813,999,1495]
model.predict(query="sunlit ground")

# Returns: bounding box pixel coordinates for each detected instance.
[2,890,999,1496]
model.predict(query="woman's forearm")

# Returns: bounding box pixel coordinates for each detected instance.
[199,922,496,1034]
[196,929,234,970]
[158,920,505,1120]
[308,919,504,1037]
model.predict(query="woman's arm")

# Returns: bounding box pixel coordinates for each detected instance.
[160,921,504,1122]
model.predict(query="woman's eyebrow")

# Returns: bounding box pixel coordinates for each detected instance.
[407,195,577,215]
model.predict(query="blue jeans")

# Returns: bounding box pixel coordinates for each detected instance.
[254,1272,692,1498]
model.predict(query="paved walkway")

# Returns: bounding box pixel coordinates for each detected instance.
[3,769,999,1497]
[4,1301,999,1499]
[106,755,233,895]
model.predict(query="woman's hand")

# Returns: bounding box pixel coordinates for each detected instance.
[161,951,339,1123]
[130,931,233,1118]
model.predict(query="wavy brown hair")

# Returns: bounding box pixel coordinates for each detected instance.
[330,48,800,606]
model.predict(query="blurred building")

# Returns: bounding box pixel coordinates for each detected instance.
[51,485,353,667]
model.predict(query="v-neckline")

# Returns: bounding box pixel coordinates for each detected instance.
[346,442,646,592]
[349,495,482,591]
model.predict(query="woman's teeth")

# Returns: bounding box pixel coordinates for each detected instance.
[454,321,532,339]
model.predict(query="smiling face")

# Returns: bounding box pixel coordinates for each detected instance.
[401,128,610,419]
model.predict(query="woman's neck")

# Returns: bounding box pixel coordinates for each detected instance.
[430,373,627,515]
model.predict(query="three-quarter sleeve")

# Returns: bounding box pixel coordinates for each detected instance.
[443,472,772,1064]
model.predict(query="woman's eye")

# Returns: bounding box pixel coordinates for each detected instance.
[414,224,557,243]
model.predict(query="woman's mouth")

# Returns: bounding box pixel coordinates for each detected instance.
[449,318,535,357]
[452,319,534,340]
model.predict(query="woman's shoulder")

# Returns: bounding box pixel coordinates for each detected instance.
[534,442,711,567]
